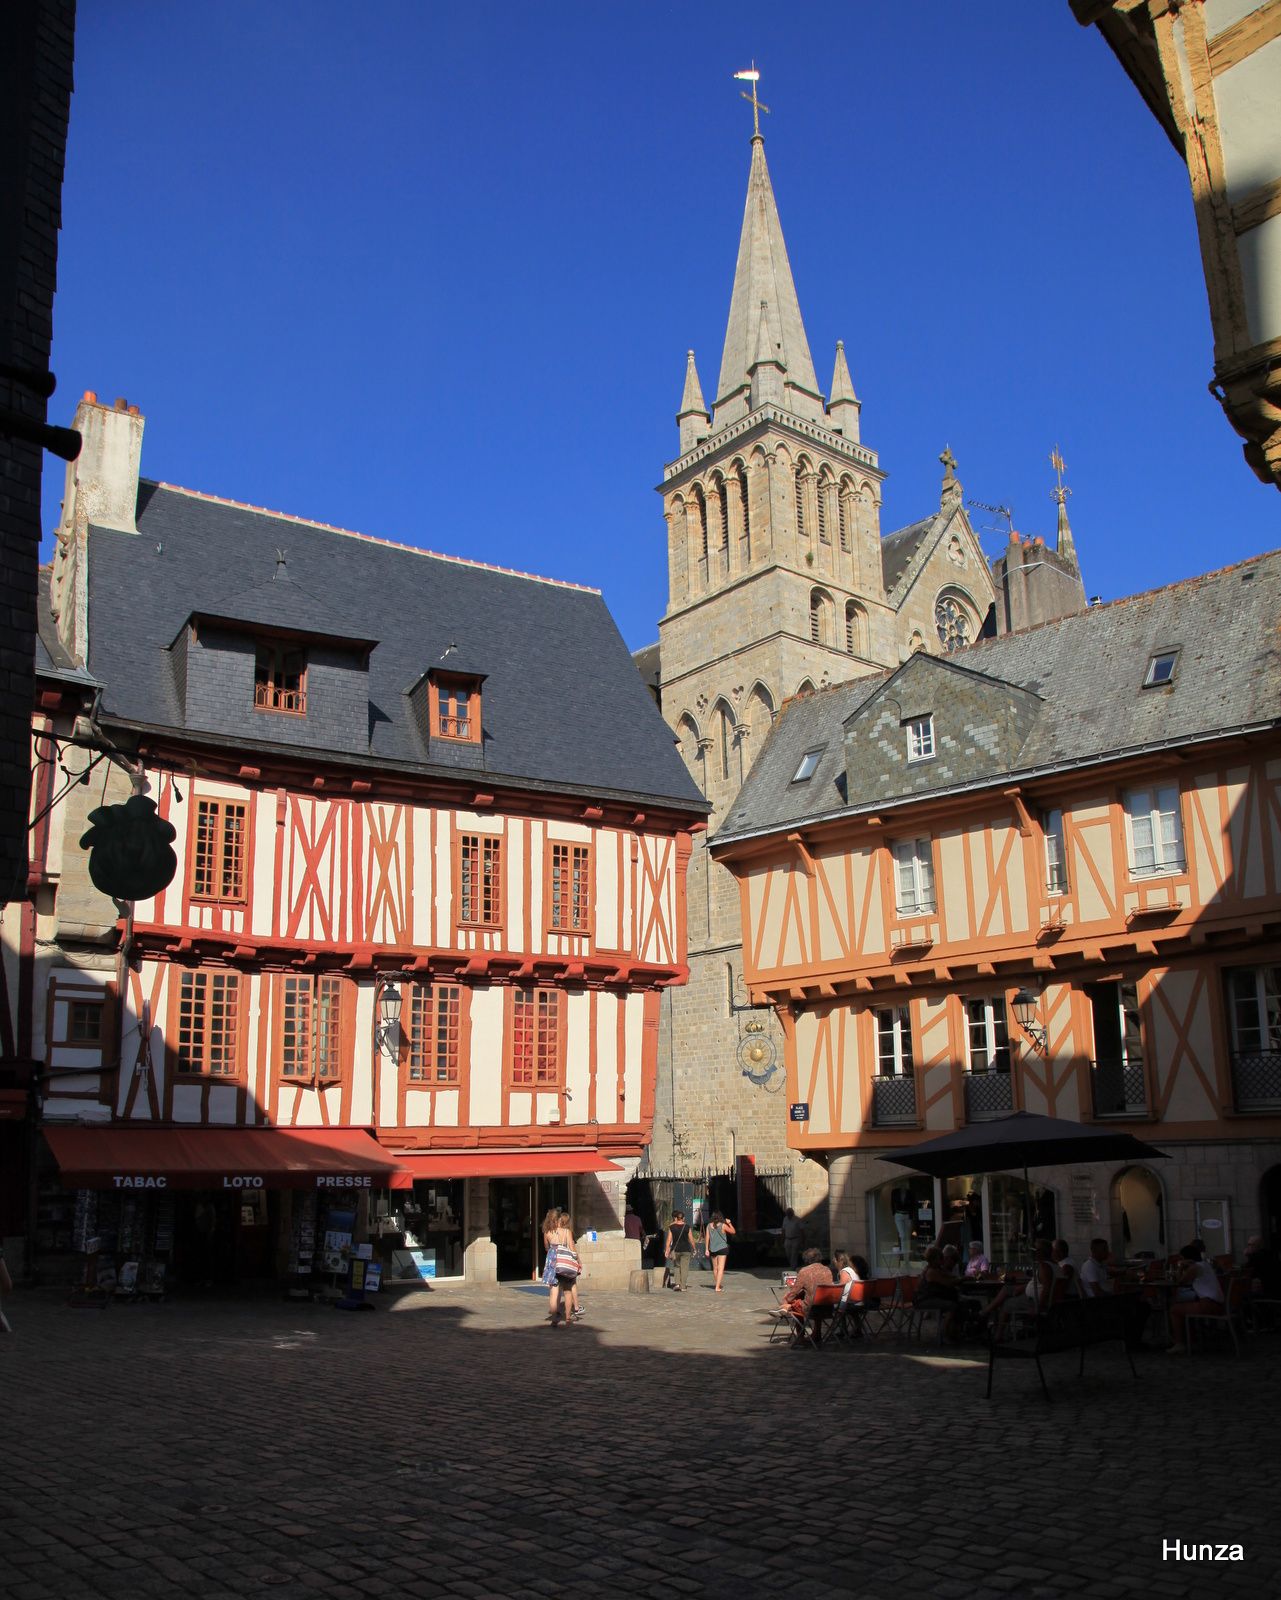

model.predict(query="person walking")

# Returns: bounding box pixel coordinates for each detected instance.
[705,1212,736,1293]
[549,1211,583,1325]
[541,1206,564,1324]
[664,1210,694,1292]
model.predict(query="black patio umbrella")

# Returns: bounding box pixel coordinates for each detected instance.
[877,1111,1168,1249]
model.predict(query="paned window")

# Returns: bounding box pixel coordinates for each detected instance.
[280,975,346,1081]
[893,837,936,914]
[935,596,971,653]
[965,997,1011,1073]
[1143,651,1178,688]
[1125,785,1185,877]
[176,971,241,1076]
[549,842,591,933]
[905,716,935,763]
[253,643,306,713]
[408,984,462,1083]
[192,798,248,902]
[459,834,503,925]
[1044,809,1067,893]
[510,987,561,1087]
[433,677,480,741]
[68,1000,104,1043]
[876,1007,914,1076]
[1087,980,1143,1065]
[1225,967,1281,1054]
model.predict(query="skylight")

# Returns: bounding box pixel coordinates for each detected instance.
[791,749,823,783]
[1143,650,1179,689]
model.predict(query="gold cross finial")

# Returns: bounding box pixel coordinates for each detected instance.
[734,65,770,137]
[1050,444,1071,505]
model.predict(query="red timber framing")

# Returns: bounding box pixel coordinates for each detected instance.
[716,735,1281,1153]
[49,731,699,1159]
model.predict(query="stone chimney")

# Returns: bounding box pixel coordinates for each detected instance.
[49,393,145,665]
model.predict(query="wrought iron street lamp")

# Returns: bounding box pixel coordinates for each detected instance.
[375,971,413,1059]
[1011,988,1047,1055]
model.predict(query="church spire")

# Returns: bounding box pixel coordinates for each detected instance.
[714,132,820,428]
[749,300,785,408]
[828,340,860,443]
[676,349,710,453]
[1050,446,1078,570]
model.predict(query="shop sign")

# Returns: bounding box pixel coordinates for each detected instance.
[789,1103,809,1122]
[112,1175,167,1188]
[221,1175,265,1189]
[316,1174,372,1188]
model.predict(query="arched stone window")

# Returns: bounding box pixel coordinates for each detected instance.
[935,589,976,653]
[795,679,816,699]
[845,600,868,656]
[908,630,926,654]
[838,477,854,553]
[692,487,708,587]
[816,471,832,544]
[743,683,775,774]
[809,588,834,646]
[737,461,752,565]
[712,699,736,782]
[676,713,701,772]
[715,475,730,577]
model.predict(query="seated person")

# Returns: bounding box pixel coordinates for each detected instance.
[979,1239,1056,1335]
[832,1250,860,1284]
[964,1240,991,1278]
[1167,1240,1224,1353]
[782,1247,835,1346]
[918,1245,964,1340]
[940,1243,962,1278]
[1051,1238,1082,1298]
[1079,1237,1112,1298]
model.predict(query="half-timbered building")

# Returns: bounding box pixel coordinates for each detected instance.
[5,392,705,1289]
[712,551,1281,1268]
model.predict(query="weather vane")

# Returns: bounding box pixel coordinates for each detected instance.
[734,64,769,137]
[1050,445,1071,506]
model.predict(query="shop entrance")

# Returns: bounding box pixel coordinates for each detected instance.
[490,1176,571,1281]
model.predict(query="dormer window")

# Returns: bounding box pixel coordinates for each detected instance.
[431,673,482,743]
[905,715,935,763]
[254,643,306,714]
[1143,649,1179,688]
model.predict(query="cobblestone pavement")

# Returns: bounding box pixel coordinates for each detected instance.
[3,1270,1278,1600]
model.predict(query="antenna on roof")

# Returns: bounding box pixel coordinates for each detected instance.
[966,497,1016,554]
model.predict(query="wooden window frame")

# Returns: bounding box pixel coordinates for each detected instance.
[277,973,350,1085]
[431,673,483,744]
[964,996,1011,1074]
[406,983,463,1084]
[904,716,935,763]
[171,968,244,1080]
[546,840,593,935]
[875,1006,914,1077]
[507,985,565,1090]
[457,832,503,927]
[1224,966,1281,1054]
[253,641,307,715]
[892,837,936,915]
[189,795,250,905]
[1124,784,1186,878]
[1043,808,1068,894]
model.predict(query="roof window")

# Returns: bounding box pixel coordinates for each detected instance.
[791,749,823,784]
[905,715,935,763]
[1143,650,1179,689]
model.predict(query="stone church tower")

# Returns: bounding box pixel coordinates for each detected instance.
[643,126,1085,1232]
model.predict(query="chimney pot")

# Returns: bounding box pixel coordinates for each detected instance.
[127,405,140,416]
[83,390,97,404]
[114,397,127,410]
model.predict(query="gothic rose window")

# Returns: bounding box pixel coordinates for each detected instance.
[935,596,971,652]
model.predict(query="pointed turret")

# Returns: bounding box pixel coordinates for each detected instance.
[827,341,861,443]
[1055,491,1079,570]
[939,445,962,509]
[714,135,822,429]
[676,350,710,454]
[748,300,785,408]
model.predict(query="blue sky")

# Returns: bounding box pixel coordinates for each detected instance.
[46,3,1278,650]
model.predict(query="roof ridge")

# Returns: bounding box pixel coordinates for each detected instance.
[146,481,601,594]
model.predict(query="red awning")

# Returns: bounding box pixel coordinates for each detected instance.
[395,1150,623,1180]
[44,1125,411,1192]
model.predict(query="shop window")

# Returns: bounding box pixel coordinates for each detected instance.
[509,986,562,1087]
[408,984,462,1083]
[191,798,248,903]
[175,970,241,1076]
[548,841,591,933]
[253,642,306,714]
[458,833,503,926]
[280,974,347,1082]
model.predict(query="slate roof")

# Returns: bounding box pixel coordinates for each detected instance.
[194,564,376,647]
[879,517,934,593]
[36,570,99,685]
[83,483,706,813]
[717,549,1281,844]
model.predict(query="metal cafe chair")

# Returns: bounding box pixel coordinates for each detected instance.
[859,1277,901,1340]
[1185,1274,1249,1357]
